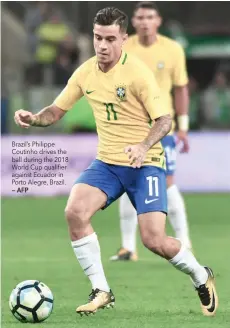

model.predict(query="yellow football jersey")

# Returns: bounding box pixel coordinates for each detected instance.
[54,51,169,167]
[124,34,188,134]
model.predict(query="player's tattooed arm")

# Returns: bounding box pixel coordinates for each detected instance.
[31,105,66,127]
[14,105,66,128]
[141,114,172,151]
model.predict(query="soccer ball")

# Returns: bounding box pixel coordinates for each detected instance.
[9,280,54,323]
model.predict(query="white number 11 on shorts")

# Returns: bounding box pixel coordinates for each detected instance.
[146,176,159,197]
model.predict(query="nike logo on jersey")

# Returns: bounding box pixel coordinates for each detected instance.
[145,198,158,204]
[86,90,95,94]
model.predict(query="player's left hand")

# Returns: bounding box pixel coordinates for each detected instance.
[176,130,190,153]
[124,143,147,168]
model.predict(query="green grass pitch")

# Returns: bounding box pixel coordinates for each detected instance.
[2,194,230,328]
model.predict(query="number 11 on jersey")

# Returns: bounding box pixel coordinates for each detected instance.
[104,103,117,121]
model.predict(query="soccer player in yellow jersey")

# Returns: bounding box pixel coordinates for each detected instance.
[110,1,192,262]
[14,7,218,317]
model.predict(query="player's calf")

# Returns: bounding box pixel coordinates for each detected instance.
[138,212,181,259]
[141,234,181,259]
[141,234,165,257]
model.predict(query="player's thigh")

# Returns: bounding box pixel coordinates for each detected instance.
[67,159,124,214]
[161,135,177,179]
[138,211,167,244]
[65,183,107,219]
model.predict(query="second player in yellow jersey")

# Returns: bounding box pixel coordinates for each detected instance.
[125,33,188,134]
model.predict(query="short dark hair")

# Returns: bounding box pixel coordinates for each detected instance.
[134,2,160,15]
[94,7,128,33]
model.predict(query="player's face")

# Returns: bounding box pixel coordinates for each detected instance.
[132,8,162,37]
[93,24,127,65]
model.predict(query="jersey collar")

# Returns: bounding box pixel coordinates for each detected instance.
[96,51,127,74]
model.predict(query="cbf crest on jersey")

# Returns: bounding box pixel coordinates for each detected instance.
[116,85,126,102]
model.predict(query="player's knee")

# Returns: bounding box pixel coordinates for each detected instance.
[65,200,90,225]
[142,235,164,255]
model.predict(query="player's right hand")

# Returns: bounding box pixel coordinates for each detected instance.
[124,143,147,168]
[14,110,34,128]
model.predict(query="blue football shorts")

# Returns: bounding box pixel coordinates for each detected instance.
[75,159,167,215]
[161,135,177,176]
